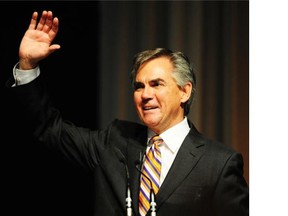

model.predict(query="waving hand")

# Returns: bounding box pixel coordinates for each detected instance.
[19,10,60,70]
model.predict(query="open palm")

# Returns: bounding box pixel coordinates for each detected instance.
[19,11,60,69]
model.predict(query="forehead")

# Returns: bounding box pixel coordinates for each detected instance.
[136,57,174,80]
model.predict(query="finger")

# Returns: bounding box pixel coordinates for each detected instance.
[36,10,48,31]
[48,17,59,40]
[42,11,54,33]
[28,11,38,30]
[49,44,61,51]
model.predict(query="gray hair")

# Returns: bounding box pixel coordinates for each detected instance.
[130,48,196,115]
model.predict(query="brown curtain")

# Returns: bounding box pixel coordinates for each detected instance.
[1,1,249,215]
[98,1,249,183]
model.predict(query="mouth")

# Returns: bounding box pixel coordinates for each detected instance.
[143,106,156,110]
[142,105,158,111]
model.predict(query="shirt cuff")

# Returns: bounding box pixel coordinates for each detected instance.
[13,62,40,86]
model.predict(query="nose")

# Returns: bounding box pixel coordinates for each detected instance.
[141,86,154,100]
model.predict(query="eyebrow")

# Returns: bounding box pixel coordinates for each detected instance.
[150,78,165,83]
[135,78,165,84]
[134,78,165,90]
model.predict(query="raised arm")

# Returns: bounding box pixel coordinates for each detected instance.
[19,10,60,70]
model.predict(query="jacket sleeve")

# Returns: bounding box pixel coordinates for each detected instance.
[8,74,110,172]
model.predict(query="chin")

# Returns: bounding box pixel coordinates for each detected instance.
[142,118,160,129]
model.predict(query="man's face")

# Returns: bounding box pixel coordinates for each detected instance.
[133,57,190,134]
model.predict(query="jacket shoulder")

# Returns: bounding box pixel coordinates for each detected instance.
[107,119,147,139]
[189,121,239,156]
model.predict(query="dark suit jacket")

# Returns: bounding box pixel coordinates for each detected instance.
[9,75,249,216]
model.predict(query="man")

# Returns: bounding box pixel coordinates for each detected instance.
[8,10,249,216]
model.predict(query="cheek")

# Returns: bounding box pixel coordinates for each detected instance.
[160,90,181,107]
[133,92,141,106]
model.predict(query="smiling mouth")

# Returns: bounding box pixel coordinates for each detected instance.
[143,106,158,111]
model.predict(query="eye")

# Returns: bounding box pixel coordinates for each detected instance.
[150,79,164,87]
[134,82,144,91]
[151,80,160,87]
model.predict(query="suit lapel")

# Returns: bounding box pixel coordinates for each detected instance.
[156,129,205,209]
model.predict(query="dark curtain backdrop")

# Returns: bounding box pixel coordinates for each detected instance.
[1,1,248,216]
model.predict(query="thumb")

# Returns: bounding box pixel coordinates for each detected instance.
[49,44,61,51]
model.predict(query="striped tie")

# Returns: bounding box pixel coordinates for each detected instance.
[139,135,163,216]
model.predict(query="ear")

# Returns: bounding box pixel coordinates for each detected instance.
[180,82,192,103]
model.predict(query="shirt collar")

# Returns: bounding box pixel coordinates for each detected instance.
[147,117,190,153]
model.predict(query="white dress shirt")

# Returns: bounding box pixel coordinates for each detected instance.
[147,117,190,186]
[12,63,39,86]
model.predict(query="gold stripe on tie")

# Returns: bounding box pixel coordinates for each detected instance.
[139,135,163,216]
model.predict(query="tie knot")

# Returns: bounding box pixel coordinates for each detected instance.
[150,135,163,146]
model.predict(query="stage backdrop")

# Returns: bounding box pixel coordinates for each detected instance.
[1,1,248,216]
